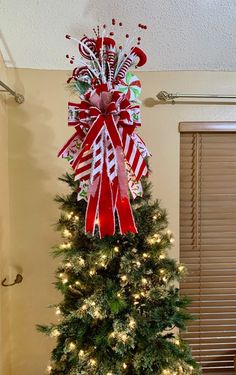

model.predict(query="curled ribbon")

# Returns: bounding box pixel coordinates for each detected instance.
[58,84,149,238]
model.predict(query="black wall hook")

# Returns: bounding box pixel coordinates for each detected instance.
[1,273,23,287]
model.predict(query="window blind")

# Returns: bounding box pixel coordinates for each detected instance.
[180,129,236,374]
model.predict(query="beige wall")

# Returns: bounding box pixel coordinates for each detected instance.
[4,68,236,375]
[0,54,11,375]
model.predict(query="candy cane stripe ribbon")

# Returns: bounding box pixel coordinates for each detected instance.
[58,88,149,237]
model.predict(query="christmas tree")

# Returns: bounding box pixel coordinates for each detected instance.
[38,175,200,375]
[38,20,200,375]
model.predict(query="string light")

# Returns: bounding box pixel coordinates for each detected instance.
[160,269,165,274]
[62,277,68,284]
[117,292,121,297]
[47,365,52,373]
[78,257,85,266]
[81,304,88,311]
[170,238,175,243]
[107,372,113,375]
[78,349,85,357]
[142,253,149,259]
[174,338,180,346]
[141,277,148,285]
[66,212,73,219]
[51,328,60,337]
[63,229,72,238]
[153,215,157,220]
[89,269,96,276]
[128,317,136,329]
[75,280,80,286]
[68,342,76,351]
[65,262,72,268]
[122,363,127,369]
[55,307,61,315]
[114,246,119,253]
[89,358,97,367]
[178,265,185,272]
[74,215,79,221]
[136,261,141,267]
[159,253,166,260]
[121,275,127,282]
[167,229,171,235]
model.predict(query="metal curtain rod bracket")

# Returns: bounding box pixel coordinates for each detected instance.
[0,80,24,104]
[156,90,236,104]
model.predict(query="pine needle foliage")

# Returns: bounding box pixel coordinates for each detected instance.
[38,173,200,375]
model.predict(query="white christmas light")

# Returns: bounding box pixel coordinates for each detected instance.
[68,342,76,351]
[51,328,60,337]
[62,277,68,284]
[65,262,72,268]
[159,254,166,260]
[89,358,97,366]
[63,229,72,238]
[47,365,52,373]
[121,275,127,282]
[178,265,185,272]
[170,238,175,243]
[114,246,119,253]
[78,349,85,357]
[55,307,61,315]
[89,269,96,276]
[123,363,127,369]
[74,215,79,221]
[141,278,148,285]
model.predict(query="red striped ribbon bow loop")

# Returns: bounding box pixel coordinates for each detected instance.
[58,84,149,238]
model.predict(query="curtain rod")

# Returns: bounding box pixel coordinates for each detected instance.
[156,90,236,103]
[0,80,24,104]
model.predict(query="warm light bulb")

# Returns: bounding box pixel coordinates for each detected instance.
[59,243,67,249]
[174,338,180,346]
[141,278,148,285]
[62,277,68,284]
[55,307,61,315]
[68,342,76,351]
[91,301,96,306]
[74,215,79,221]
[81,304,88,311]
[133,293,140,299]
[142,253,148,258]
[159,254,166,260]
[51,329,60,337]
[123,363,127,369]
[167,229,171,235]
[178,265,185,272]
[89,269,96,276]
[65,262,72,268]
[128,317,136,329]
[136,261,141,267]
[170,238,175,243]
[95,218,99,225]
[75,280,80,286]
[89,358,97,366]
[117,292,121,298]
[47,365,52,373]
[101,254,107,259]
[160,269,165,274]
[79,349,84,357]
[148,238,155,244]
[63,229,72,238]
[121,275,127,282]
[153,215,157,220]
[107,372,113,375]
[121,333,128,341]
[114,246,119,253]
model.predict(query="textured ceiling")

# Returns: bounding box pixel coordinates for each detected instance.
[1,0,236,71]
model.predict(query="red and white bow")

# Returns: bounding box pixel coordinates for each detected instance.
[58,84,149,238]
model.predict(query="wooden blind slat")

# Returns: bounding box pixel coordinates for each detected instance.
[180,130,236,373]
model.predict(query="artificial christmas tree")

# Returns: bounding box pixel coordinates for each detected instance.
[38,20,200,375]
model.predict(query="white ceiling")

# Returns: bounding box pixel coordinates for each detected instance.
[1,0,236,71]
